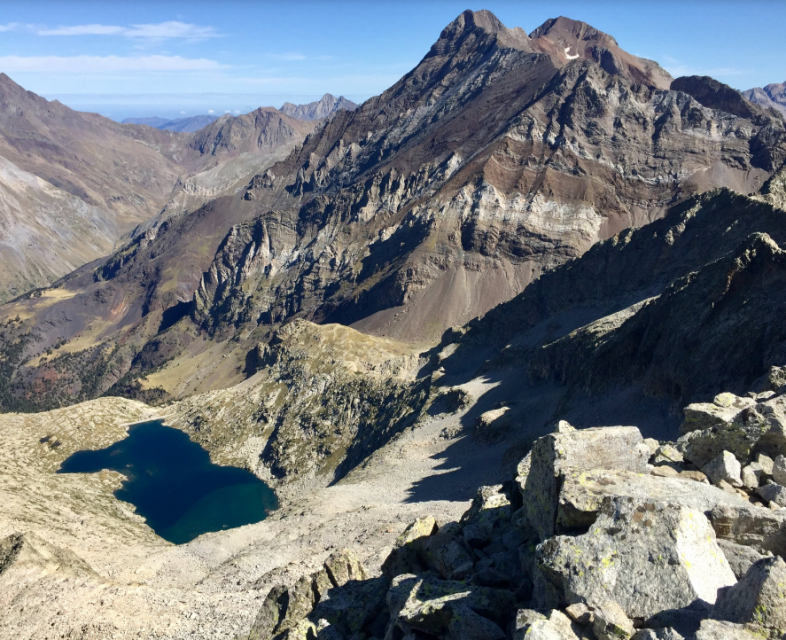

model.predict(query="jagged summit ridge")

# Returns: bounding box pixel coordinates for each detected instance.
[280,93,358,121]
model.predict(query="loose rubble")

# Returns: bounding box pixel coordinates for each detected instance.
[246,382,786,640]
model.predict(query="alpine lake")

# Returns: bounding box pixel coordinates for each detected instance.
[58,420,277,544]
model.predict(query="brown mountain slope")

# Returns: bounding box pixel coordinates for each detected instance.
[0,76,316,302]
[744,81,786,117]
[1,10,785,412]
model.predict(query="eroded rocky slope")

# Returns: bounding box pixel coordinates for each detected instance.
[0,75,317,303]
[3,10,785,412]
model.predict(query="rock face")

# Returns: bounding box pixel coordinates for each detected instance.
[534,497,736,619]
[280,94,358,121]
[522,426,649,540]
[713,556,786,635]
[3,10,786,411]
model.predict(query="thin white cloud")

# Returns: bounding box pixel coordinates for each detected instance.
[266,53,307,61]
[661,55,745,79]
[38,21,219,40]
[207,109,215,114]
[0,23,18,32]
[0,54,227,73]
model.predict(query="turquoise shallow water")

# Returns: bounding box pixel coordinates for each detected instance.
[58,420,277,544]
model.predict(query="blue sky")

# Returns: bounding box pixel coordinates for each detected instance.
[0,1,782,121]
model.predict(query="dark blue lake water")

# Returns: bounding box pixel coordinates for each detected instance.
[58,420,277,544]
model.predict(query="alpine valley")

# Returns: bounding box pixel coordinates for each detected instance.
[1,10,786,640]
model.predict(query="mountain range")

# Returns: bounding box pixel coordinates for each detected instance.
[744,81,786,117]
[1,9,786,639]
[0,84,356,304]
[122,114,221,133]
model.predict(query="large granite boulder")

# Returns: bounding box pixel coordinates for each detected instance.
[556,468,751,535]
[522,425,649,540]
[708,504,786,557]
[534,497,736,620]
[712,556,786,636]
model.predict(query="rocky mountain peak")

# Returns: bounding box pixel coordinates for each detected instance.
[280,93,358,121]
[530,15,672,89]
[428,9,531,57]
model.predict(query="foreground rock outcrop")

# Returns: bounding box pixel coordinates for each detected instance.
[246,408,786,640]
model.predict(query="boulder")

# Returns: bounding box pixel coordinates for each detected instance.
[0,532,96,579]
[565,603,594,626]
[713,556,786,635]
[592,600,635,640]
[323,549,367,587]
[757,482,786,507]
[423,522,475,580]
[555,468,751,535]
[773,454,786,485]
[447,605,506,640]
[693,619,763,639]
[534,497,736,620]
[387,574,515,637]
[758,453,776,475]
[680,393,755,434]
[248,576,316,640]
[475,407,513,444]
[716,539,769,579]
[631,630,685,640]
[652,444,684,466]
[512,609,590,640]
[312,576,388,636]
[677,421,768,469]
[701,451,742,487]
[381,516,438,578]
[708,504,786,556]
[741,463,764,490]
[522,426,649,540]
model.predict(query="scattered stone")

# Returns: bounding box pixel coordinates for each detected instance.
[312,576,388,635]
[716,539,768,579]
[758,453,775,475]
[693,619,763,639]
[513,609,589,640]
[773,454,786,485]
[631,629,685,640]
[447,605,506,640]
[381,516,438,578]
[523,425,649,540]
[323,549,367,587]
[555,468,750,536]
[0,531,96,579]
[680,393,755,434]
[643,438,660,456]
[534,497,736,620]
[757,482,786,507]
[701,451,742,487]
[423,522,475,580]
[713,556,786,636]
[565,603,594,626]
[653,444,684,466]
[741,463,764,490]
[592,600,635,640]
[708,504,786,556]
[475,407,513,444]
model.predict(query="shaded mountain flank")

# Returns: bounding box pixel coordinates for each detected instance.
[0,76,318,302]
[1,10,786,414]
[280,93,358,121]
